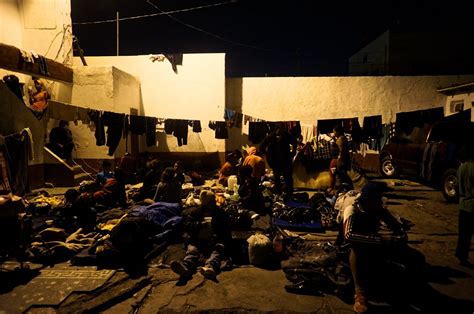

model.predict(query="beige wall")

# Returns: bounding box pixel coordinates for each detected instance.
[73,54,227,154]
[226,75,474,125]
[444,93,474,122]
[57,66,141,159]
[0,0,73,165]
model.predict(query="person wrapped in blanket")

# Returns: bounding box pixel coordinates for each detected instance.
[338,181,406,314]
[170,190,232,280]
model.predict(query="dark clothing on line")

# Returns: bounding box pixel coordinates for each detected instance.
[192,120,202,132]
[145,117,158,147]
[249,122,269,144]
[88,110,106,146]
[102,112,125,156]
[129,115,146,135]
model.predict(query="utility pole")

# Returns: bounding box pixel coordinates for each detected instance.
[116,11,119,56]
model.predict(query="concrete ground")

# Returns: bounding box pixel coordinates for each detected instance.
[2,177,474,313]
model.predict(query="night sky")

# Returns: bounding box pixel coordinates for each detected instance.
[71,0,473,77]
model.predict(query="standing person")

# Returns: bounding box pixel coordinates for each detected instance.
[333,125,353,190]
[260,123,297,196]
[455,144,474,267]
[340,181,406,313]
[48,120,74,160]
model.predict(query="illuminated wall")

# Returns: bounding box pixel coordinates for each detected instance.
[73,54,226,154]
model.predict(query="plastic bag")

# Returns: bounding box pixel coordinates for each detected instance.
[247,233,272,267]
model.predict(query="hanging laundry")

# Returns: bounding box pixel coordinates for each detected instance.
[164,53,183,74]
[224,109,243,128]
[300,123,317,144]
[122,115,130,139]
[173,119,189,146]
[3,129,33,195]
[129,115,146,135]
[191,120,202,132]
[102,112,125,156]
[88,110,106,146]
[287,121,301,139]
[248,122,269,144]
[164,119,175,135]
[145,117,158,147]
[209,121,228,139]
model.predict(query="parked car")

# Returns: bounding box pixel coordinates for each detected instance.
[379,118,473,202]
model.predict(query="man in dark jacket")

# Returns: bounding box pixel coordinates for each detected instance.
[260,123,297,196]
[48,120,74,160]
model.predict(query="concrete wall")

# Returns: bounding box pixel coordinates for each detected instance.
[226,75,474,127]
[349,30,389,75]
[0,0,74,180]
[0,0,73,88]
[73,54,226,154]
[444,92,474,122]
[55,66,141,159]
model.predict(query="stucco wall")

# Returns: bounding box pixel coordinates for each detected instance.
[0,0,73,165]
[73,54,226,154]
[226,75,474,125]
[55,66,141,159]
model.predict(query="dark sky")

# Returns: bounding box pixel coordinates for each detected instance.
[71,0,472,77]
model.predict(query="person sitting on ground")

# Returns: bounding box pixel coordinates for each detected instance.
[238,165,264,215]
[96,160,114,187]
[170,190,232,280]
[338,181,406,314]
[218,151,241,186]
[116,153,137,184]
[48,120,74,160]
[135,159,163,201]
[153,167,182,203]
[93,168,127,208]
[242,146,266,181]
[174,161,185,184]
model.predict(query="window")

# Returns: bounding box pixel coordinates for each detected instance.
[449,100,464,113]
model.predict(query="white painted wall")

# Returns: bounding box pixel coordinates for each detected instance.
[56,66,141,159]
[73,54,226,154]
[444,92,474,122]
[226,75,474,125]
[0,0,73,164]
[74,54,225,120]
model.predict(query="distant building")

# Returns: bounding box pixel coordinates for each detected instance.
[349,30,474,76]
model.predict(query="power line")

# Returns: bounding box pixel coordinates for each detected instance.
[72,1,236,25]
[146,0,277,52]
